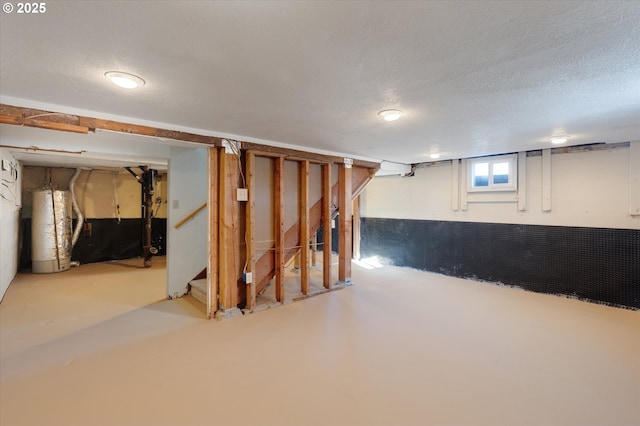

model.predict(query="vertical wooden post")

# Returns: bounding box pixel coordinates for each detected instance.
[322,163,332,289]
[245,151,256,311]
[311,234,317,267]
[217,147,240,317]
[352,195,361,261]
[274,157,285,302]
[338,163,352,283]
[300,160,310,295]
[207,147,219,319]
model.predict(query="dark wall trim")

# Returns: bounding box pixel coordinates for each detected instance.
[360,218,640,309]
[20,218,166,269]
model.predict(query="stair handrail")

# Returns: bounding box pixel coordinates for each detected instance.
[174,202,207,229]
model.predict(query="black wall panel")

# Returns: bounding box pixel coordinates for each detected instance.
[360,218,640,309]
[19,218,167,269]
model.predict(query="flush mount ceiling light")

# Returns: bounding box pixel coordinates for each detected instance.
[550,136,569,145]
[430,153,441,159]
[378,109,403,122]
[105,71,145,89]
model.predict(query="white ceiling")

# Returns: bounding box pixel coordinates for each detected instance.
[1,1,639,167]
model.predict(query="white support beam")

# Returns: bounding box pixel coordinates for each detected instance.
[517,151,527,211]
[451,159,460,211]
[460,158,468,211]
[630,141,640,216]
[542,148,551,212]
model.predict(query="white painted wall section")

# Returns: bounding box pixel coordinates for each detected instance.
[0,149,22,302]
[167,146,208,299]
[362,146,639,230]
[629,141,640,216]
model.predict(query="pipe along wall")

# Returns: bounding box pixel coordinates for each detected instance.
[20,166,167,271]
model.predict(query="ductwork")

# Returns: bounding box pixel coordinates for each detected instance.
[69,168,84,248]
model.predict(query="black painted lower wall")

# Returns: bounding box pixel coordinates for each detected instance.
[360,218,640,309]
[19,218,167,270]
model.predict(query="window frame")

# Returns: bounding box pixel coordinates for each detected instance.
[466,153,518,192]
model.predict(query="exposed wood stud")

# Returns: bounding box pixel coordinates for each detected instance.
[207,148,219,319]
[218,149,240,310]
[322,163,332,289]
[300,160,310,295]
[274,157,286,302]
[245,151,257,310]
[338,164,353,283]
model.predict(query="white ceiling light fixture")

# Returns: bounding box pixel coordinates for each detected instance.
[430,153,441,159]
[378,109,403,122]
[550,136,569,145]
[105,71,146,89]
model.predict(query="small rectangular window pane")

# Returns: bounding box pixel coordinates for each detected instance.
[493,162,509,184]
[473,163,489,187]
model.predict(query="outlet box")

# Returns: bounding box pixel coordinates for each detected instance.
[244,272,253,284]
[237,188,248,202]
[331,219,336,229]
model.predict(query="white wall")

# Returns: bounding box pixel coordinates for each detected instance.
[0,149,22,302]
[362,144,640,230]
[166,146,208,298]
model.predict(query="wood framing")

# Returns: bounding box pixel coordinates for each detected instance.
[207,148,219,318]
[1,104,379,169]
[218,148,240,312]
[274,157,285,302]
[245,151,257,310]
[322,163,332,289]
[299,160,310,295]
[338,164,353,283]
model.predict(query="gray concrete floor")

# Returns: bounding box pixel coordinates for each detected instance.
[1,256,638,425]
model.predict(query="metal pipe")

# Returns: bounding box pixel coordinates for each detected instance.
[69,168,84,248]
[125,167,141,181]
[141,166,155,268]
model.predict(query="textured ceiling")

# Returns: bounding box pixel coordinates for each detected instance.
[1,1,639,166]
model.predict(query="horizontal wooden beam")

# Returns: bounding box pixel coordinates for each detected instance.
[1,103,380,169]
[0,114,88,134]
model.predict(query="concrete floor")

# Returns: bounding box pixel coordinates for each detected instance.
[1,257,639,425]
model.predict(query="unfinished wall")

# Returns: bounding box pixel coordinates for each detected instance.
[0,149,22,302]
[361,143,640,308]
[19,166,168,267]
[167,146,208,299]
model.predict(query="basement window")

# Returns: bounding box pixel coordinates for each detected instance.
[467,154,517,192]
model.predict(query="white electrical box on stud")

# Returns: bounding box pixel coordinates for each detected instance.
[237,188,248,202]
